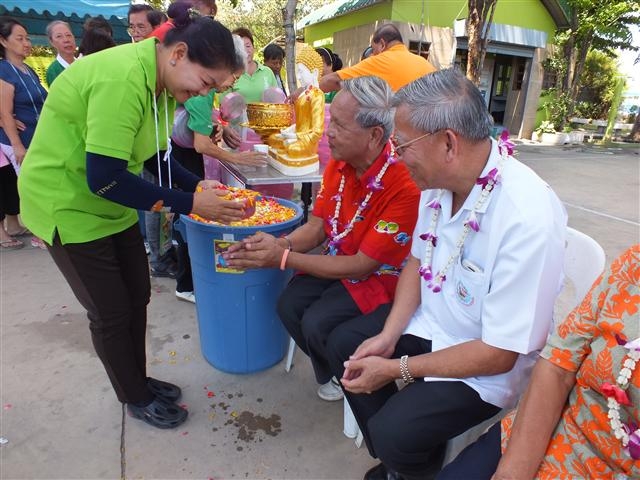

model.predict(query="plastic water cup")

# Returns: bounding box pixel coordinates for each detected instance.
[253,144,269,154]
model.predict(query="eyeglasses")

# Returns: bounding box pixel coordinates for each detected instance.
[391,131,436,156]
[127,24,151,35]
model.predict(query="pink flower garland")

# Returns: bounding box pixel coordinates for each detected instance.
[603,334,640,460]
[327,145,396,254]
[417,131,510,292]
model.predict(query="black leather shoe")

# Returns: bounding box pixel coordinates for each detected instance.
[364,463,404,480]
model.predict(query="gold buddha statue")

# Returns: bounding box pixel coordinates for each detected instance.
[268,43,325,175]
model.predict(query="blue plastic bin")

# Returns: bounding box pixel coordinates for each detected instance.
[178,199,302,374]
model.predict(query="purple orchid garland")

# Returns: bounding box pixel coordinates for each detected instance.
[326,142,396,255]
[418,131,512,292]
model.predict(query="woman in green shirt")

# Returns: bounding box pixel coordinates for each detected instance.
[18,11,245,429]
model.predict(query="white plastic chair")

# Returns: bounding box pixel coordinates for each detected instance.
[563,226,606,305]
[285,337,296,372]
[442,226,606,464]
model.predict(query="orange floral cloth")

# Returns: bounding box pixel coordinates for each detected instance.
[501,244,640,479]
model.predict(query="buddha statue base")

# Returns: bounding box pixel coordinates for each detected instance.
[267,149,319,176]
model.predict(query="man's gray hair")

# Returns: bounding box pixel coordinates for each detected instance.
[341,76,394,142]
[393,68,493,141]
[46,20,71,40]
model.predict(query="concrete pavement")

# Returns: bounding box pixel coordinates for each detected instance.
[1,142,639,479]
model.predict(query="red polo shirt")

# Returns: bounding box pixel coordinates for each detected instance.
[312,143,420,314]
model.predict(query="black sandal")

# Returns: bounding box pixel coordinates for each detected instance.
[147,377,182,402]
[127,396,188,429]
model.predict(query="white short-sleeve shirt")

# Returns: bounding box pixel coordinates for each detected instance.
[406,139,567,409]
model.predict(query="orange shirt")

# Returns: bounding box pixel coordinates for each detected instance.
[312,142,420,314]
[337,44,436,91]
[501,245,640,479]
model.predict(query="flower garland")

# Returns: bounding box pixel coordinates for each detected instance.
[418,130,514,292]
[327,142,397,254]
[603,334,640,460]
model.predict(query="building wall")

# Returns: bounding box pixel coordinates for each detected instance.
[302,0,561,139]
[304,2,392,50]
[304,0,559,48]
[390,0,557,36]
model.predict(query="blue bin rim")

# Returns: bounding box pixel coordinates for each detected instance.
[179,197,303,235]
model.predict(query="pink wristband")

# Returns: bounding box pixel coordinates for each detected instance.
[280,248,291,271]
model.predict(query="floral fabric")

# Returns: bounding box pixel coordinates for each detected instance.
[501,244,640,479]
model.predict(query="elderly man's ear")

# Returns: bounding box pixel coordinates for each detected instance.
[368,125,385,147]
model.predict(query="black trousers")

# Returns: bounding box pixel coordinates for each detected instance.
[326,321,501,479]
[436,423,501,480]
[171,141,204,293]
[0,164,19,221]
[276,274,391,385]
[47,223,153,404]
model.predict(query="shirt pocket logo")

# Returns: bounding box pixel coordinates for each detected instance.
[456,280,475,306]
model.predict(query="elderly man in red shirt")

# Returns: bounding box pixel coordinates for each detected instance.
[224,76,420,401]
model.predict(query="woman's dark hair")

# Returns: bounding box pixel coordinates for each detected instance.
[147,10,168,28]
[263,43,284,61]
[232,27,254,46]
[164,5,237,71]
[0,16,27,58]
[79,28,115,56]
[83,16,113,37]
[315,47,343,72]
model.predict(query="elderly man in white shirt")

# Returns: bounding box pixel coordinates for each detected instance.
[326,68,567,480]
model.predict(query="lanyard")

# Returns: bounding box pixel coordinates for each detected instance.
[152,89,172,188]
[7,61,44,121]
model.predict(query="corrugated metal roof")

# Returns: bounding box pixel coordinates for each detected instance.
[0,1,130,19]
[0,1,130,45]
[298,0,384,28]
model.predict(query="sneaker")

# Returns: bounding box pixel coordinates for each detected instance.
[317,377,344,401]
[150,261,178,278]
[175,290,195,304]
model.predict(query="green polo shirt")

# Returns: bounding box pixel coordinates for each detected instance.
[19,38,175,245]
[184,90,216,136]
[45,59,65,87]
[222,62,277,103]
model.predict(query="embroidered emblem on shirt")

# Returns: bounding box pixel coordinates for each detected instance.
[375,264,401,276]
[456,280,475,306]
[374,220,399,234]
[394,232,410,246]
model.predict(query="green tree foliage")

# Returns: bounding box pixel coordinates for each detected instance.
[145,0,166,9]
[550,0,639,129]
[574,50,621,119]
[216,0,325,52]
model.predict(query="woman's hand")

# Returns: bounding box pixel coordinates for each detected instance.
[222,231,283,269]
[12,143,27,165]
[289,87,304,103]
[192,187,245,224]
[211,125,223,143]
[197,179,223,190]
[15,119,26,131]
[222,125,241,149]
[230,151,268,167]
